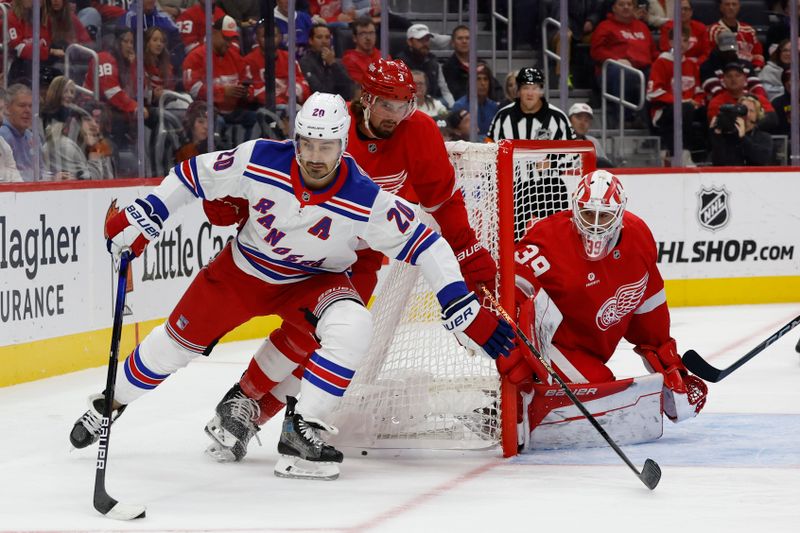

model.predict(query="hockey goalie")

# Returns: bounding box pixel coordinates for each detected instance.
[498,169,709,451]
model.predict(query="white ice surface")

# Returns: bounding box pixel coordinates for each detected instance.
[1,304,799,532]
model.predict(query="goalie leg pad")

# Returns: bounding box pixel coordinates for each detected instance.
[521,373,665,451]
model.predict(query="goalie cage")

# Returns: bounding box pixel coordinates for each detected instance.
[327,140,597,457]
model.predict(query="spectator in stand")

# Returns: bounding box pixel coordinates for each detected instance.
[488,67,573,142]
[143,26,176,107]
[176,0,228,55]
[341,17,383,86]
[85,27,143,148]
[759,39,791,100]
[119,0,183,73]
[217,0,260,28]
[707,62,776,127]
[547,0,603,84]
[0,89,23,183]
[771,69,792,135]
[175,100,210,163]
[442,25,503,102]
[46,108,115,180]
[245,24,311,107]
[765,0,800,55]
[647,28,706,164]
[6,0,61,85]
[41,75,79,132]
[396,24,454,108]
[590,0,657,125]
[308,1,352,27]
[711,93,775,165]
[0,84,49,181]
[76,1,126,44]
[412,69,448,120]
[442,108,470,141]
[568,102,613,167]
[158,0,193,21]
[450,63,499,140]
[707,0,764,70]
[275,0,314,56]
[658,0,710,64]
[299,23,354,100]
[44,0,93,55]
[184,14,257,143]
[700,31,768,103]
[500,70,518,108]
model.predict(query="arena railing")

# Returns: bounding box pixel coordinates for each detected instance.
[1,3,9,90]
[489,0,512,77]
[64,43,99,101]
[600,59,646,163]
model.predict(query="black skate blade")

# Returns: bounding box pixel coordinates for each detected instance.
[640,458,662,490]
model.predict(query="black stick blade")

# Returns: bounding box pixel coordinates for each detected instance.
[795,337,800,354]
[94,492,146,521]
[682,349,724,382]
[640,459,662,490]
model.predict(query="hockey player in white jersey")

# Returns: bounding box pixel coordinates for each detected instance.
[69,92,515,479]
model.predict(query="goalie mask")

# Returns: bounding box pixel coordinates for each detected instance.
[360,58,417,137]
[571,170,627,260]
[294,92,351,181]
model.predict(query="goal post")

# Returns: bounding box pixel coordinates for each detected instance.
[327,139,597,457]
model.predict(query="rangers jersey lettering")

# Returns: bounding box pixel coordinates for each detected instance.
[150,139,467,307]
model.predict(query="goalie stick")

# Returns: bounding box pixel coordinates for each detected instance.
[94,252,146,520]
[481,287,661,491]
[682,313,800,383]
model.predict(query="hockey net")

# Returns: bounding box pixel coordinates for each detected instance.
[328,140,597,456]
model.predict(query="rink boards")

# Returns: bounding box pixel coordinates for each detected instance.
[1,167,799,386]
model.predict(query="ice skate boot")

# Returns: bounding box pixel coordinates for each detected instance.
[205,383,262,462]
[274,396,343,481]
[69,393,127,449]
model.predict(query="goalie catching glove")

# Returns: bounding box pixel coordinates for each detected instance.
[442,293,515,359]
[635,338,708,422]
[105,195,166,257]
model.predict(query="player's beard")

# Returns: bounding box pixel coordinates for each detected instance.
[371,119,398,139]
[301,160,337,183]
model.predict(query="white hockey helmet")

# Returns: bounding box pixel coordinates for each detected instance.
[294,92,350,164]
[571,170,627,260]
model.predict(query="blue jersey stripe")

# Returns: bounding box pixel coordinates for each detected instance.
[189,158,205,199]
[319,202,370,222]
[244,170,295,195]
[303,369,346,396]
[395,224,428,263]
[237,241,329,275]
[309,351,356,379]
[409,233,440,265]
[173,163,200,198]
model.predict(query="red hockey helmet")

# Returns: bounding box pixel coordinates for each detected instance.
[362,58,417,102]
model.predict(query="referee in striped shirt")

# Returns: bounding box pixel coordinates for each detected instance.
[487,67,574,238]
[487,67,573,142]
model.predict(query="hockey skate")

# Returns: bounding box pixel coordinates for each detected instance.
[204,383,262,462]
[274,396,343,481]
[69,393,127,449]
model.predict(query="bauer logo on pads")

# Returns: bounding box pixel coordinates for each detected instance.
[697,186,730,231]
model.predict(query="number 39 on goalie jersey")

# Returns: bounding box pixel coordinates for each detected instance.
[514,210,671,370]
[158,138,465,300]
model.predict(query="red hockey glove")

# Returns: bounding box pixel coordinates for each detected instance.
[105,195,165,258]
[455,239,497,294]
[442,293,515,359]
[202,196,250,228]
[496,344,535,384]
[496,291,540,384]
[635,338,708,422]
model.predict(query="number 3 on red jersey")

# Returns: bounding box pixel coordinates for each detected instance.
[515,244,551,277]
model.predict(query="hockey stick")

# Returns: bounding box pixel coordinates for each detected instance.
[481,287,661,490]
[682,313,800,383]
[94,252,146,520]
[795,336,800,354]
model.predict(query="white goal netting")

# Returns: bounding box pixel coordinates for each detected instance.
[328,140,595,452]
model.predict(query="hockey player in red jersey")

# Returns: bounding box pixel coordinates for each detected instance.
[498,170,708,450]
[68,92,514,479]
[199,58,500,463]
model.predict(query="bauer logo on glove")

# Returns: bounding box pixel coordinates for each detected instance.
[442,293,515,360]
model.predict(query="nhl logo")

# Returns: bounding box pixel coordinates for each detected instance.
[368,143,377,153]
[302,191,311,202]
[697,186,730,231]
